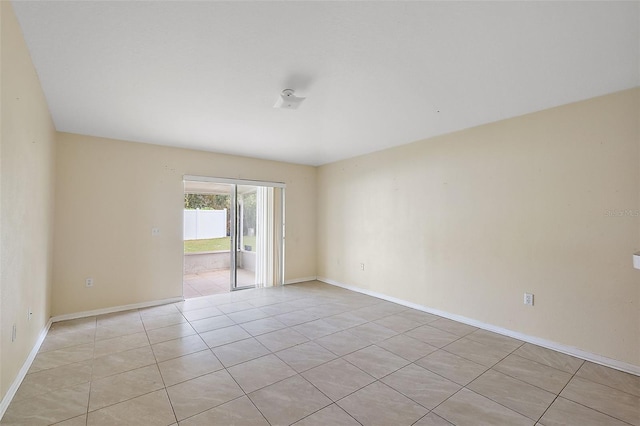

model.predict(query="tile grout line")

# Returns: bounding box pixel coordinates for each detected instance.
[570,367,640,398]
[534,358,584,424]
[143,307,179,426]
[80,314,175,420]
[422,340,530,424]
[425,385,468,425]
[375,342,531,424]
[535,361,637,426]
[222,363,273,426]
[437,334,524,373]
[488,352,581,395]
[84,316,98,425]
[287,373,365,426]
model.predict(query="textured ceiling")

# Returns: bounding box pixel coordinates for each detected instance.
[12,1,640,166]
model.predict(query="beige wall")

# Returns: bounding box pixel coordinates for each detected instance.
[53,133,316,316]
[0,1,56,399]
[318,88,640,366]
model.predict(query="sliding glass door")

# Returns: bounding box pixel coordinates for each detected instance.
[183,176,285,296]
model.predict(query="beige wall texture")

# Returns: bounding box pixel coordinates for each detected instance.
[0,1,56,399]
[318,88,640,367]
[53,133,316,316]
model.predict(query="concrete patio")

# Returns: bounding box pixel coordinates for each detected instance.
[183,268,256,298]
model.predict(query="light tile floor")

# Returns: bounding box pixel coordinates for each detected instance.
[2,281,639,425]
[183,268,255,298]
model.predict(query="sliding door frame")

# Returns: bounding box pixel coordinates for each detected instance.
[183,175,286,292]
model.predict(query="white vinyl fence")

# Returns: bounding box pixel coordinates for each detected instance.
[184,209,227,240]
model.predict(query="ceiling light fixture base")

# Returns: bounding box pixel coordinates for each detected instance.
[274,89,305,110]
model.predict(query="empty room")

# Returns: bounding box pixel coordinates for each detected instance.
[1,1,639,425]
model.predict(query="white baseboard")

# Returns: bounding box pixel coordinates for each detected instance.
[0,319,52,420]
[50,297,184,323]
[317,276,640,377]
[284,276,317,285]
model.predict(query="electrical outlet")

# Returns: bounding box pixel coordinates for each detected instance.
[151,227,160,237]
[360,263,365,271]
[86,278,94,288]
[523,293,534,306]
[28,308,33,321]
[11,324,16,342]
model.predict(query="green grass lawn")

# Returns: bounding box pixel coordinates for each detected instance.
[184,235,256,253]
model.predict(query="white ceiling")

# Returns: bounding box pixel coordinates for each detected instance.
[12,1,640,166]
